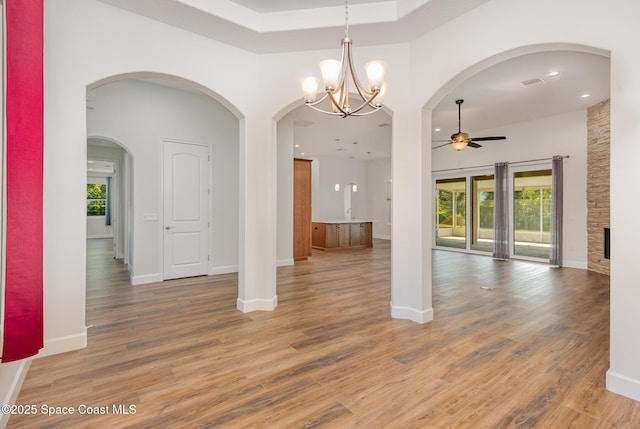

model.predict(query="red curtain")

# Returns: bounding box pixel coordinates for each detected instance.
[2,0,44,362]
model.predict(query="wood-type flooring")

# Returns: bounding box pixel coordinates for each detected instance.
[9,239,640,428]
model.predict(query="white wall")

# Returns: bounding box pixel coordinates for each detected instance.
[313,156,369,220]
[432,109,588,268]
[276,116,294,266]
[87,79,240,282]
[367,159,392,240]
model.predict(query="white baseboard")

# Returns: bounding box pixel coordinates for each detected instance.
[390,302,434,324]
[606,369,640,402]
[131,273,162,285]
[237,295,278,312]
[277,258,294,267]
[563,259,588,270]
[37,331,87,358]
[209,265,239,275]
[373,235,391,240]
[0,359,31,429]
[87,234,113,239]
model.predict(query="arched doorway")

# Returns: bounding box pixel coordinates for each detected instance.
[86,74,241,285]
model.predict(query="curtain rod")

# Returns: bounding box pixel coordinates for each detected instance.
[432,155,570,174]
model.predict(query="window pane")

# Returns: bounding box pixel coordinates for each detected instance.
[513,170,552,259]
[435,178,466,249]
[87,200,106,216]
[87,183,107,216]
[471,175,494,253]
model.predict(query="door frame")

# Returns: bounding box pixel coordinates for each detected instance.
[161,138,211,280]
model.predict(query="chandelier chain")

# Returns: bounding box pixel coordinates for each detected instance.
[344,0,349,37]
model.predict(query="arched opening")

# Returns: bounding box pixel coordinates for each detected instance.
[425,44,610,268]
[86,73,241,287]
[274,96,393,265]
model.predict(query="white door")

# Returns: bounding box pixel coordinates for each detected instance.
[163,140,210,280]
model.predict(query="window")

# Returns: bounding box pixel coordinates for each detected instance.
[471,175,494,253]
[513,170,552,259]
[435,178,466,249]
[87,183,107,216]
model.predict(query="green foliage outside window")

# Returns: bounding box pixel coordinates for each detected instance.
[87,183,107,216]
[437,189,466,227]
[478,191,494,229]
[514,188,552,231]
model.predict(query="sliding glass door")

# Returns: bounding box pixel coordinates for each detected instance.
[435,178,466,249]
[512,170,552,259]
[471,175,494,253]
[434,164,554,263]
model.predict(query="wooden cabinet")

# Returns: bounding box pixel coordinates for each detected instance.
[350,222,372,246]
[293,159,312,261]
[312,222,373,250]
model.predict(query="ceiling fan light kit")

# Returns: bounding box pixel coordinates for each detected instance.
[301,0,387,118]
[434,99,507,151]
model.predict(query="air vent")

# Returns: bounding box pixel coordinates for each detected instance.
[520,77,545,87]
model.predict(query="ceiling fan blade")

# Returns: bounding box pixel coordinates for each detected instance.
[467,141,483,148]
[432,142,452,149]
[469,136,506,141]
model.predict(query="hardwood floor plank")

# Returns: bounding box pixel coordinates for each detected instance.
[8,239,640,428]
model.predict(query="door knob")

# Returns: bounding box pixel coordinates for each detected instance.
[165,226,174,230]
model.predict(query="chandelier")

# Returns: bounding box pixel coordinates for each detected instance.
[301,0,387,118]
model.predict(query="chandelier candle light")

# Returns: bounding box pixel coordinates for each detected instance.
[301,0,387,118]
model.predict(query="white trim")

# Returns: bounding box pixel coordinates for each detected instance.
[276,258,294,267]
[373,235,391,240]
[563,259,587,270]
[160,138,211,281]
[208,265,238,275]
[0,360,31,429]
[131,273,162,285]
[606,369,640,402]
[237,296,278,313]
[390,302,434,324]
[87,233,113,239]
[37,331,87,358]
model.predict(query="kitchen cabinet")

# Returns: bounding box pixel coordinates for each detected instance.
[312,221,373,250]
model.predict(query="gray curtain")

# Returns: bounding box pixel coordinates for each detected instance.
[550,156,564,266]
[493,162,509,260]
[105,176,112,226]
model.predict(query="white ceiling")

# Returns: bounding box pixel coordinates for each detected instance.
[94,1,611,161]
[229,0,391,14]
[431,50,610,147]
[96,0,493,53]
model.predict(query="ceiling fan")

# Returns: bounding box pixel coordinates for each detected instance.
[433,99,506,151]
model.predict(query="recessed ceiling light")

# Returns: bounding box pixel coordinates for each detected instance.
[581,93,591,99]
[435,128,441,132]
[300,152,305,155]
[294,144,300,147]
[547,71,560,77]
